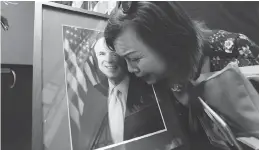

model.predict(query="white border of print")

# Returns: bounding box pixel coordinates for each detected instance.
[95,85,168,150]
[61,24,168,150]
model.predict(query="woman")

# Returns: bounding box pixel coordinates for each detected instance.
[104,1,259,149]
[104,1,259,86]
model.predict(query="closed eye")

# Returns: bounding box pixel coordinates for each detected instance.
[130,58,140,62]
[127,57,141,63]
[124,51,143,63]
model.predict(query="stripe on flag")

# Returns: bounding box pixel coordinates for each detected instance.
[64,40,87,92]
[65,62,85,115]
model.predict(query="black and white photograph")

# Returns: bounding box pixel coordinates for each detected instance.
[2,1,259,150]
[62,25,166,150]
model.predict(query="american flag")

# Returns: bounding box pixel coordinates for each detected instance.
[62,25,104,130]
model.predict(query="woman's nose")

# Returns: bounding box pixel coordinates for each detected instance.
[126,61,138,73]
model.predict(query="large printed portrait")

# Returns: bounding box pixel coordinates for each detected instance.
[62,25,167,150]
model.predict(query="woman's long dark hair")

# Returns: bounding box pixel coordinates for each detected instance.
[104,1,208,83]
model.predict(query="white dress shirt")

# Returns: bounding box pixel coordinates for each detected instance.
[108,76,130,117]
[108,75,130,143]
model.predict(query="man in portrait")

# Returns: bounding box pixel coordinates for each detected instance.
[89,37,165,149]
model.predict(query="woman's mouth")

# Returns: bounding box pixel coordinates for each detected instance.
[140,74,149,81]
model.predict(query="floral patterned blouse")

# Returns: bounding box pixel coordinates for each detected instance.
[189,30,259,150]
[207,30,259,71]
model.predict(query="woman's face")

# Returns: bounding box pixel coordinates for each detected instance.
[114,27,170,84]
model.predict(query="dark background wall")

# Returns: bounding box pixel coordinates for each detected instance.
[179,1,259,44]
[1,64,32,150]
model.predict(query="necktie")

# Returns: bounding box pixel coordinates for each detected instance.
[108,87,125,143]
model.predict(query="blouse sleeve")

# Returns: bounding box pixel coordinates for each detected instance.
[234,33,259,66]
[208,30,259,71]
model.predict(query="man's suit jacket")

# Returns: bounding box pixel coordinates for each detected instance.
[90,74,165,149]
